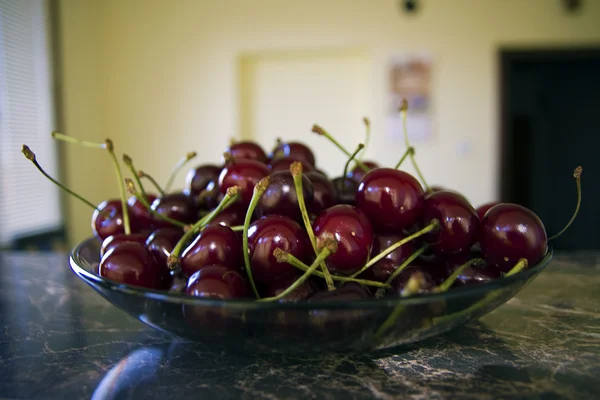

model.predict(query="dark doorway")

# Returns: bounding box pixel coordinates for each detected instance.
[500,48,600,251]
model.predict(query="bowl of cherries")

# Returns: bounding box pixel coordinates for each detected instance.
[23,102,581,354]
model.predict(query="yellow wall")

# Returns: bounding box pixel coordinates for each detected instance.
[58,0,600,246]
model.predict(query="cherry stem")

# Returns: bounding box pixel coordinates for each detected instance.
[167,186,241,271]
[343,143,364,178]
[230,225,244,232]
[373,244,429,298]
[138,170,165,196]
[290,161,335,291]
[360,117,370,161]
[123,154,148,202]
[434,258,485,293]
[312,124,370,172]
[125,178,187,228]
[350,221,439,279]
[21,145,100,211]
[399,100,431,192]
[504,258,528,277]
[394,146,415,169]
[277,250,391,288]
[104,140,131,235]
[548,166,583,241]
[258,236,337,302]
[164,151,197,193]
[51,131,106,149]
[243,176,271,299]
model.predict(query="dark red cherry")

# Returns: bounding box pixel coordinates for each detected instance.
[226,141,268,164]
[479,203,548,272]
[210,201,247,227]
[359,233,415,283]
[356,168,424,233]
[99,242,166,289]
[272,142,316,167]
[476,201,500,221]
[388,266,438,296]
[181,224,242,277]
[184,164,222,209]
[261,275,318,302]
[92,199,141,241]
[150,192,198,227]
[218,159,270,205]
[146,227,183,267]
[331,177,358,205]
[429,185,446,192]
[269,156,315,173]
[247,216,311,284]
[100,232,150,258]
[185,264,249,299]
[347,161,379,183]
[446,255,501,287]
[305,172,336,215]
[127,194,158,230]
[256,171,314,222]
[312,205,374,275]
[422,190,479,255]
[309,282,372,302]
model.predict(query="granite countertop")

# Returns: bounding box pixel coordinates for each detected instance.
[0,251,598,400]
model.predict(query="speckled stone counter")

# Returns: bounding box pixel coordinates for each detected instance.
[0,251,598,399]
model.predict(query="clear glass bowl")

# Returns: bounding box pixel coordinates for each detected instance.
[70,238,554,354]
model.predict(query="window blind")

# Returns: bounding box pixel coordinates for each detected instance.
[0,0,61,246]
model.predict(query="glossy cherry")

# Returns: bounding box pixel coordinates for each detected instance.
[185,264,249,299]
[305,171,336,215]
[226,141,268,164]
[256,171,314,222]
[218,159,270,205]
[476,201,500,221]
[356,168,424,233]
[331,177,358,205]
[150,192,198,227]
[312,205,374,275]
[359,233,415,283]
[422,190,479,255]
[446,255,501,287]
[92,199,140,241]
[347,161,379,183]
[145,227,183,267]
[100,232,150,258]
[99,242,167,289]
[262,274,318,302]
[181,224,242,277]
[210,201,247,227]
[184,164,222,209]
[127,194,158,230]
[247,216,312,284]
[271,141,316,167]
[479,203,548,272]
[269,156,315,173]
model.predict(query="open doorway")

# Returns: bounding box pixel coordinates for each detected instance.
[499,48,600,251]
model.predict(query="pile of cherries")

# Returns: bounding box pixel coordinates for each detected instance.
[23,107,581,304]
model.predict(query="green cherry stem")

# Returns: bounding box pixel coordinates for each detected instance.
[350,221,439,279]
[243,176,271,299]
[373,244,429,299]
[290,161,335,291]
[504,258,528,277]
[312,124,370,172]
[138,170,165,196]
[359,117,371,161]
[230,225,244,232]
[548,166,583,241]
[125,179,187,228]
[399,100,431,192]
[434,258,485,293]
[123,154,148,202]
[51,131,107,149]
[394,146,415,169]
[275,250,390,288]
[21,145,100,211]
[167,186,241,271]
[343,143,364,178]
[105,139,131,235]
[258,236,337,302]
[164,151,197,193]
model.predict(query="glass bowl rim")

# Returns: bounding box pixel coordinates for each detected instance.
[70,237,554,310]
